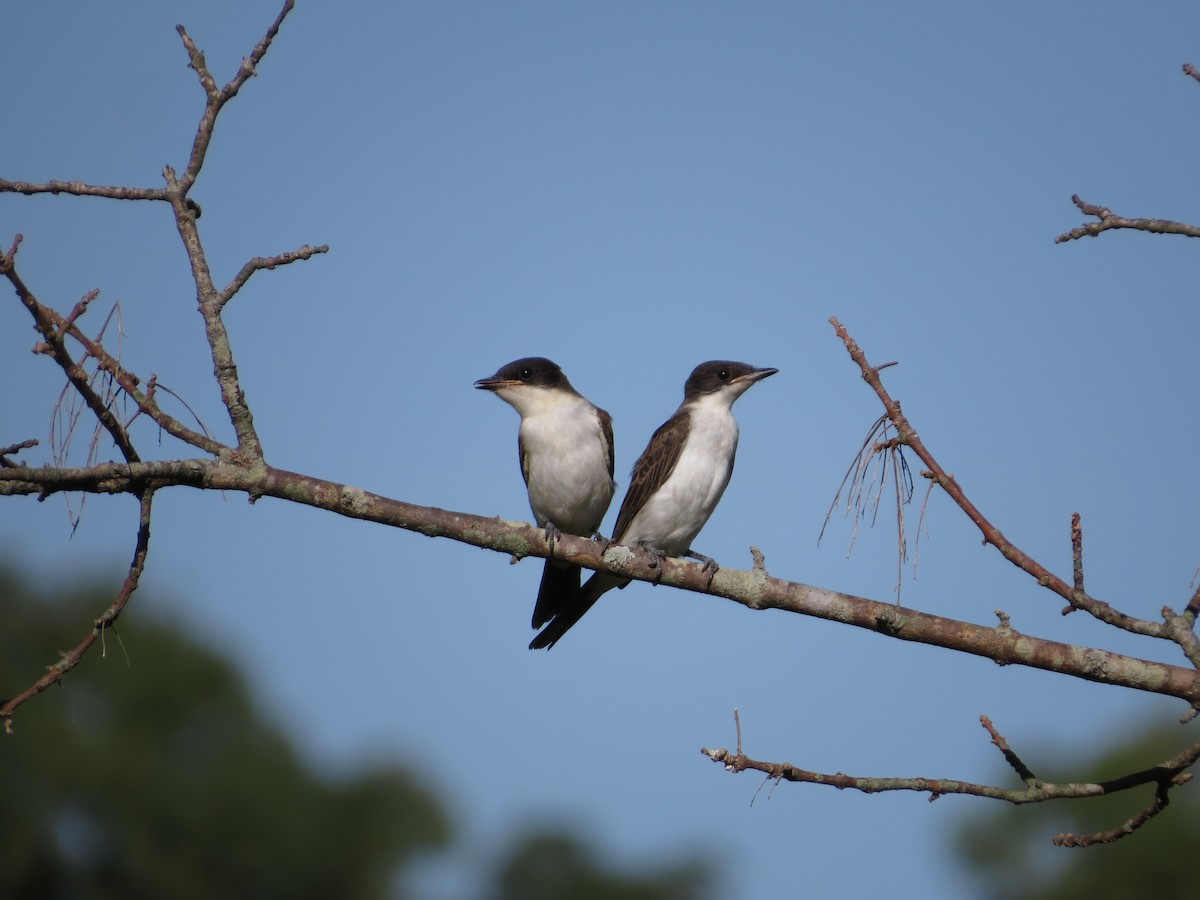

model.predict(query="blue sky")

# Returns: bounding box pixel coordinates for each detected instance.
[4,2,1200,897]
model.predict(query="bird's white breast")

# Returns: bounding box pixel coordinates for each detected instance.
[518,392,614,536]
[622,395,740,555]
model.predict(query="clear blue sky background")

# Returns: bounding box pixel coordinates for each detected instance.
[3,2,1200,897]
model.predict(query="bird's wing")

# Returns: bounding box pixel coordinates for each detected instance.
[518,430,531,488]
[611,408,689,542]
[596,406,615,481]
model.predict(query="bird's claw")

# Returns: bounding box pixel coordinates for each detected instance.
[685,550,719,588]
[639,541,668,583]
[544,522,562,558]
[591,530,612,555]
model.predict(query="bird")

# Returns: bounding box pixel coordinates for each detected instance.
[475,357,615,630]
[530,359,777,650]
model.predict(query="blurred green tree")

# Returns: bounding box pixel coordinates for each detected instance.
[487,828,715,900]
[953,721,1200,899]
[1,567,719,899]
[0,567,450,900]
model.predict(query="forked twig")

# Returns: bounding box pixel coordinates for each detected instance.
[829,317,1167,639]
[703,713,1200,846]
[1055,194,1200,244]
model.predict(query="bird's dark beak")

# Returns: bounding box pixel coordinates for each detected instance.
[735,366,778,385]
[474,376,516,391]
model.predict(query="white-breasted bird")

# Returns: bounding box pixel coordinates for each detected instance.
[476,357,615,631]
[530,360,777,649]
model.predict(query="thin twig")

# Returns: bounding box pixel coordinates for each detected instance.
[12,270,141,465]
[7,258,224,456]
[1,488,155,731]
[702,720,1200,846]
[0,180,169,203]
[176,0,295,188]
[1054,781,1172,847]
[217,243,330,309]
[1055,194,1200,244]
[829,317,1167,640]
[980,715,1039,785]
[1067,512,1085,614]
[1184,583,1200,623]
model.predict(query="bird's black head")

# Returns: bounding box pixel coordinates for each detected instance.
[475,357,572,391]
[683,360,778,398]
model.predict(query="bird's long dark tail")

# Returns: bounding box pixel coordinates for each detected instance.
[532,560,581,629]
[529,570,627,650]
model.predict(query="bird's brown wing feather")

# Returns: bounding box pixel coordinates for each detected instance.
[596,406,615,482]
[611,409,689,542]
[517,431,531,490]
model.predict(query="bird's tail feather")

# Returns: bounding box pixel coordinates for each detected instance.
[531,560,581,629]
[529,570,627,650]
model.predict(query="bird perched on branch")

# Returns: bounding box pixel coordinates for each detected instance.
[530,360,777,650]
[476,357,615,631]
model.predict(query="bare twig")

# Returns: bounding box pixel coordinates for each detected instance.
[10,265,141,465]
[981,715,1039,785]
[702,716,1200,846]
[1055,194,1200,244]
[0,180,170,203]
[1054,781,1172,847]
[4,254,224,456]
[1067,512,1086,615]
[1184,583,1200,623]
[1070,513,1085,593]
[175,0,295,188]
[1,488,155,731]
[0,439,38,467]
[1181,63,1200,85]
[829,317,1168,640]
[132,378,215,444]
[166,3,299,459]
[217,244,330,309]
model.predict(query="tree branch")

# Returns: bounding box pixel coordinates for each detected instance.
[0,180,169,203]
[175,0,295,189]
[829,316,1171,641]
[218,244,330,310]
[1055,194,1200,244]
[0,439,38,467]
[3,458,1199,707]
[2,255,140,464]
[701,712,1200,846]
[1,488,155,731]
[1,244,226,456]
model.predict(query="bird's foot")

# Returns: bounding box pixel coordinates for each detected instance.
[591,530,612,556]
[685,549,719,588]
[544,522,562,557]
[639,541,669,583]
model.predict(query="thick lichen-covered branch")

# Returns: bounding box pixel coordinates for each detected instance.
[3,458,1199,708]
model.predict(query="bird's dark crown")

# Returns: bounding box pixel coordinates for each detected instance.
[477,357,572,390]
[683,360,777,396]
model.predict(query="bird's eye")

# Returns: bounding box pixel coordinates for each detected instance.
[717,369,730,380]
[519,368,533,380]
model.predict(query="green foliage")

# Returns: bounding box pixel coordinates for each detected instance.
[488,828,716,900]
[0,567,719,900]
[0,568,450,900]
[953,723,1200,900]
